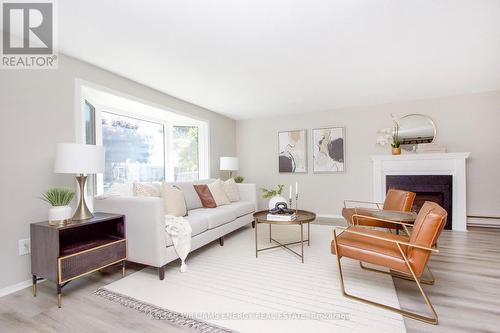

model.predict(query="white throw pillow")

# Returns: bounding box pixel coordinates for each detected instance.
[208,179,230,206]
[133,183,160,197]
[162,183,188,217]
[223,178,240,202]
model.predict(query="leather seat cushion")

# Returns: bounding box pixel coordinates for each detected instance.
[342,207,401,229]
[383,189,415,212]
[331,227,411,275]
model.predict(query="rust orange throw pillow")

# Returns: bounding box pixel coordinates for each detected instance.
[193,184,217,208]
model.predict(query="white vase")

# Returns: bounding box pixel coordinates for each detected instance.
[268,196,287,210]
[48,206,72,226]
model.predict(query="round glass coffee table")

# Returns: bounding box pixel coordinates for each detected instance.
[253,210,316,263]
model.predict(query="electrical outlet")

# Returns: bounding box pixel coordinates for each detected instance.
[18,238,30,256]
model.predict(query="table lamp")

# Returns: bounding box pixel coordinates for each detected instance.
[220,157,239,179]
[54,143,105,220]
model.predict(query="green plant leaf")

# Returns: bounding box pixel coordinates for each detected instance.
[234,176,244,183]
[41,187,75,206]
[260,184,285,199]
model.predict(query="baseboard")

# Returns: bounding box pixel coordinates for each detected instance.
[316,214,344,219]
[0,279,33,298]
[468,223,500,229]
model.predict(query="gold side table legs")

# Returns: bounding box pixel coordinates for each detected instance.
[255,221,310,263]
[300,223,304,263]
[57,284,62,308]
[32,260,127,308]
[255,219,258,258]
[308,222,310,246]
[32,275,37,297]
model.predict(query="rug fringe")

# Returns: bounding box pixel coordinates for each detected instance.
[94,288,236,333]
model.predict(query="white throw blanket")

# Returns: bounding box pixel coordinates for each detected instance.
[165,215,192,272]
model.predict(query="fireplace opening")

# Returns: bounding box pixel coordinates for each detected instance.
[386,175,452,229]
[412,192,444,213]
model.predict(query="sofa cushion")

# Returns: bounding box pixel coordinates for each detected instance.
[208,179,230,206]
[133,183,160,197]
[223,178,240,202]
[165,179,214,210]
[190,207,237,229]
[185,210,209,236]
[222,201,255,217]
[161,183,187,217]
[165,210,209,246]
[194,184,217,208]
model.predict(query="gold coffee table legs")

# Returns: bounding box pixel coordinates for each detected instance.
[255,221,310,263]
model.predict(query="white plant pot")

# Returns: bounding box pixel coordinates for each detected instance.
[268,196,288,210]
[48,206,72,226]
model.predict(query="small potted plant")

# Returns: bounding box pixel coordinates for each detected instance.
[41,187,75,226]
[260,184,286,210]
[234,176,244,183]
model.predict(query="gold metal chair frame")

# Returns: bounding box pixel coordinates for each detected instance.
[344,200,416,236]
[344,199,383,209]
[332,218,440,325]
[350,213,413,235]
[350,214,435,284]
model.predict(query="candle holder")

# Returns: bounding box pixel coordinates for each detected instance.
[295,194,299,214]
[289,198,293,211]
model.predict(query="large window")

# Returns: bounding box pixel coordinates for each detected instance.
[172,126,199,182]
[84,100,96,196]
[79,83,209,195]
[101,112,165,191]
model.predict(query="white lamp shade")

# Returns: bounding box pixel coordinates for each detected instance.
[54,143,105,174]
[220,157,239,171]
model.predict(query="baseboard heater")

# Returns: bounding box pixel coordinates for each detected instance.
[467,215,500,228]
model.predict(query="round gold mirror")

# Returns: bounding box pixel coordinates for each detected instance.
[396,114,436,146]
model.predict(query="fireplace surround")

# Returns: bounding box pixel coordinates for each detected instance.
[372,152,470,231]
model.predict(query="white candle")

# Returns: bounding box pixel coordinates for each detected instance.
[289,185,292,199]
[295,182,298,195]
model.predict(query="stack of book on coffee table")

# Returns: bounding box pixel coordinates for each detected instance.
[266,212,297,221]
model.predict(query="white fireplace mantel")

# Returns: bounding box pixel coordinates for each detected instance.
[371,152,471,231]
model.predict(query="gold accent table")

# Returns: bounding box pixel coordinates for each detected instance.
[369,209,418,223]
[253,210,316,263]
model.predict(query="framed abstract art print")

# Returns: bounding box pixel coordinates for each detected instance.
[312,127,345,173]
[278,129,307,173]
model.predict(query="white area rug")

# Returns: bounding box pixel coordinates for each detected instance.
[96,224,406,333]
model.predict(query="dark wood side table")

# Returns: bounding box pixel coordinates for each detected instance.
[30,213,127,307]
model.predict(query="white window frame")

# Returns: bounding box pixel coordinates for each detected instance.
[75,79,210,195]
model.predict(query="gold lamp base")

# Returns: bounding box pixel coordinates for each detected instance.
[72,174,94,221]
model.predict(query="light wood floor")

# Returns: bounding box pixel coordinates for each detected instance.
[0,227,499,333]
[395,227,500,333]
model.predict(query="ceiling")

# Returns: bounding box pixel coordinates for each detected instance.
[58,1,500,120]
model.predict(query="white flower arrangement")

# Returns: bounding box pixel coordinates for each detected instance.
[376,127,393,146]
[377,119,401,148]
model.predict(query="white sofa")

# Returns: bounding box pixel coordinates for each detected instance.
[94,181,257,279]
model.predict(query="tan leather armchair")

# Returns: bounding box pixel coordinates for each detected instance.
[332,201,447,324]
[343,189,416,229]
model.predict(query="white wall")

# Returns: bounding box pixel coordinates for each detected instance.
[0,54,236,289]
[237,91,500,223]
